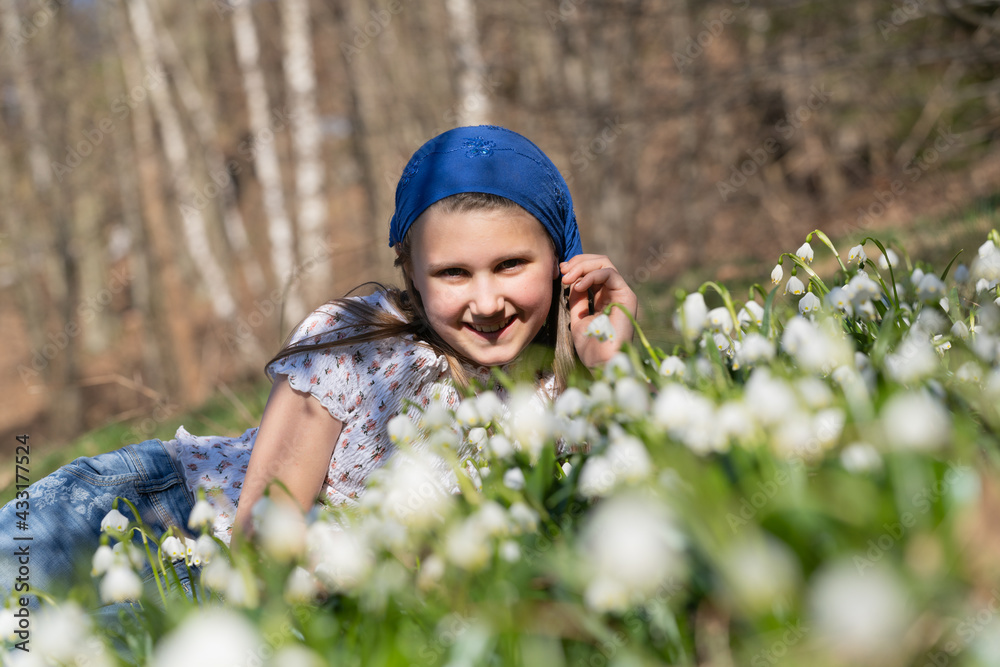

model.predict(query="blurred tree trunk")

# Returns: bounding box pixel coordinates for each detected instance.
[333,0,386,280]
[115,0,203,402]
[147,0,267,296]
[126,0,239,322]
[102,0,165,393]
[282,0,330,306]
[230,0,306,322]
[2,0,82,437]
[445,0,490,125]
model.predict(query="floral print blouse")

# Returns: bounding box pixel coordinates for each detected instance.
[171,292,538,542]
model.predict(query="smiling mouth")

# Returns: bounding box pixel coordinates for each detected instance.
[467,316,515,334]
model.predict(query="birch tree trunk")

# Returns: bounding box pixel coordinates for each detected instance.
[117,0,207,402]
[445,0,490,125]
[145,0,267,295]
[281,0,330,305]
[125,0,239,321]
[230,0,306,322]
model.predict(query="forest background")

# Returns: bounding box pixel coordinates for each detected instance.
[2,0,1000,457]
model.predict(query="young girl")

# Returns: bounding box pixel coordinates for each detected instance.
[0,125,637,602]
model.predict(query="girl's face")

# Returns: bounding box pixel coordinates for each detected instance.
[408,205,559,367]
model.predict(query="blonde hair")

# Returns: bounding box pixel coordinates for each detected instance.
[267,193,577,392]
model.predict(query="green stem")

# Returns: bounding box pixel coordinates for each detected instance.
[807,229,848,274]
[118,496,169,608]
[861,237,900,307]
[606,302,661,365]
[698,281,742,340]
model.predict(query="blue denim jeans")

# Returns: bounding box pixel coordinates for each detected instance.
[0,438,195,607]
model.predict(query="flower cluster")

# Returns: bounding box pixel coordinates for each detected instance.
[11,229,1000,667]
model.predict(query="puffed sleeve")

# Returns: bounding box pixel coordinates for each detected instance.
[265,293,401,423]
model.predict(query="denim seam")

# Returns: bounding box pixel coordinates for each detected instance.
[63,467,140,487]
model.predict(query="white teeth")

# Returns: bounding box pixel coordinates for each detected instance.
[470,317,511,333]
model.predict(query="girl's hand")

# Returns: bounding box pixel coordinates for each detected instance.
[560,254,638,368]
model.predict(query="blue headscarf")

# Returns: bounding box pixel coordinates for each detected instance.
[388,126,582,263]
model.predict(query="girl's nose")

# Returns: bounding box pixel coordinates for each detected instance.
[469,281,505,317]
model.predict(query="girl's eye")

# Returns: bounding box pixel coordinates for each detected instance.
[497,259,524,271]
[438,268,466,277]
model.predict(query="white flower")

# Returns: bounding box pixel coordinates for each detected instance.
[100,565,143,603]
[467,427,488,451]
[578,456,616,498]
[387,413,419,445]
[659,355,686,379]
[454,400,481,428]
[736,334,774,367]
[113,541,145,569]
[878,248,899,270]
[881,391,950,451]
[284,567,319,604]
[308,522,373,592]
[847,272,881,306]
[606,431,652,483]
[445,519,490,571]
[956,361,983,384]
[508,502,539,533]
[255,501,307,562]
[798,291,821,315]
[770,264,783,284]
[29,603,109,666]
[586,313,616,342]
[499,540,521,563]
[475,391,504,423]
[614,377,650,418]
[419,403,452,432]
[194,534,218,565]
[487,434,515,459]
[915,273,947,303]
[796,242,814,264]
[781,316,853,374]
[847,244,866,264]
[187,499,216,531]
[840,443,883,473]
[884,335,938,384]
[150,609,262,667]
[555,387,587,417]
[507,387,554,462]
[604,352,633,379]
[503,468,526,491]
[737,301,764,328]
[100,508,129,534]
[712,332,731,353]
[379,451,454,529]
[706,307,733,335]
[674,292,708,340]
[200,557,233,591]
[417,555,446,591]
[580,494,686,612]
[160,535,186,562]
[91,545,115,576]
[809,563,910,663]
[825,286,852,314]
[951,320,970,339]
[784,275,805,295]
